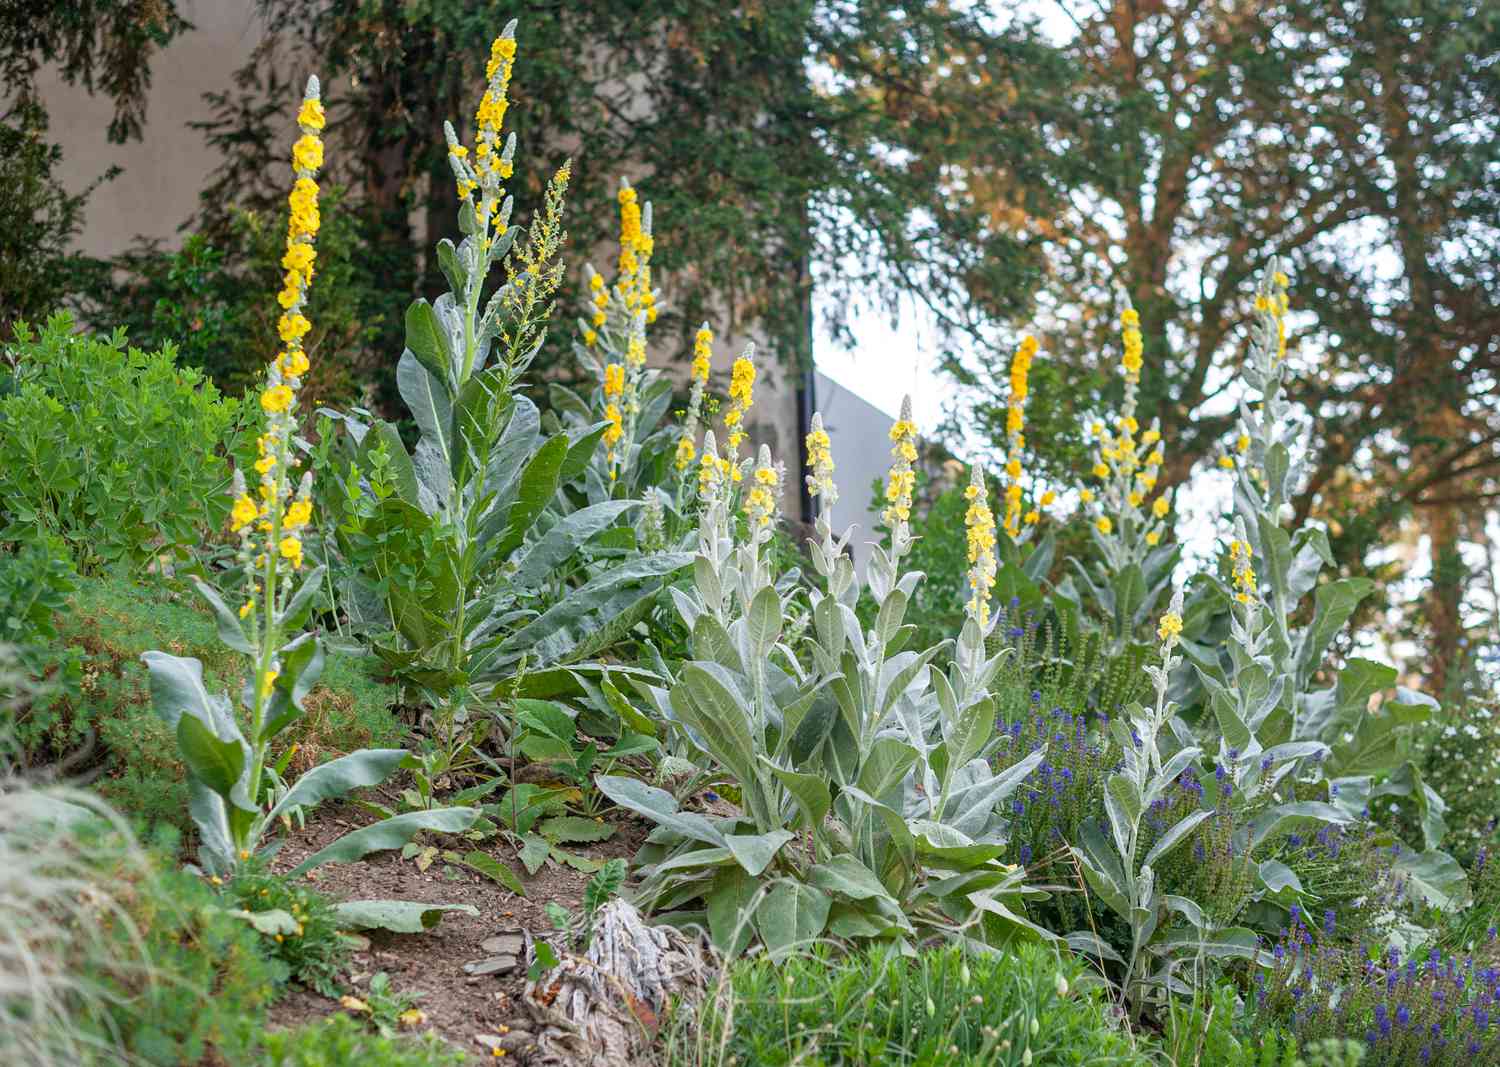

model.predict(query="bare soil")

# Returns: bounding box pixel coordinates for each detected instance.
[266,797,646,1061]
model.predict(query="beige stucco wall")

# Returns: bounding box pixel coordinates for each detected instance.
[36,0,268,258]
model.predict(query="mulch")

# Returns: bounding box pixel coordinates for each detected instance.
[266,798,647,1061]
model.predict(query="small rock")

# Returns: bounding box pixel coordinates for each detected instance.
[463,954,520,976]
[481,933,526,955]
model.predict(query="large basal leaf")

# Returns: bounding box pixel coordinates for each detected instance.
[724,830,795,877]
[705,865,758,957]
[332,900,479,934]
[397,349,454,475]
[755,881,831,960]
[510,500,640,590]
[1392,848,1472,912]
[501,552,691,666]
[594,775,726,847]
[267,748,409,823]
[288,807,478,877]
[808,854,896,904]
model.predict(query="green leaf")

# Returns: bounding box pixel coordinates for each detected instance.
[762,760,830,832]
[514,699,576,743]
[397,350,454,482]
[267,749,409,823]
[510,500,640,590]
[594,775,726,846]
[538,816,615,844]
[455,850,528,895]
[332,900,478,933]
[706,865,757,957]
[724,830,795,877]
[289,808,479,877]
[755,881,831,960]
[191,578,255,653]
[495,433,570,558]
[676,663,760,798]
[856,737,917,802]
[746,587,783,658]
[1296,578,1376,686]
[176,712,247,804]
[404,299,451,384]
[808,855,895,903]
[1143,810,1211,867]
[228,908,300,936]
[1392,848,1471,912]
[518,834,550,875]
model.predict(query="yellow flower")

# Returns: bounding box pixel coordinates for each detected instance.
[238,600,254,618]
[1024,510,1039,525]
[1127,491,1143,508]
[1273,270,1289,287]
[1219,455,1235,470]
[231,495,259,530]
[1079,488,1094,503]
[1093,462,1110,479]
[1157,611,1183,642]
[674,435,695,469]
[1096,516,1113,535]
[1005,458,1022,480]
[284,499,313,530]
[1142,429,1160,446]
[1039,490,1055,506]
[296,97,325,131]
[278,313,311,343]
[583,329,597,347]
[1145,530,1161,546]
[292,134,323,172]
[279,535,303,569]
[804,414,837,503]
[1236,433,1250,453]
[261,385,295,414]
[1152,495,1169,519]
[589,273,604,291]
[603,363,624,398]
[602,403,623,446]
[279,349,310,379]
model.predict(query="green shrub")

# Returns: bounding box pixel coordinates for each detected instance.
[663,941,1149,1067]
[226,858,352,998]
[0,536,80,760]
[9,571,404,827]
[0,314,251,572]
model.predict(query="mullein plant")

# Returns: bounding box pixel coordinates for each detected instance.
[142,77,476,877]
[1065,303,1179,648]
[1181,263,1465,911]
[317,26,689,764]
[1069,593,1264,1020]
[599,399,1044,958]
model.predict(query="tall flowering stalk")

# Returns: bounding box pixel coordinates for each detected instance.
[142,76,478,876]
[675,323,714,473]
[575,180,663,490]
[1080,306,1172,568]
[1002,335,1044,539]
[963,464,998,627]
[882,397,918,556]
[231,76,326,807]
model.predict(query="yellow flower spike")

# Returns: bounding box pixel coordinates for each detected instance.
[744,447,780,530]
[1002,335,1038,537]
[883,396,918,532]
[804,411,838,505]
[603,362,624,399]
[962,464,998,626]
[722,344,757,453]
[1157,610,1183,643]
